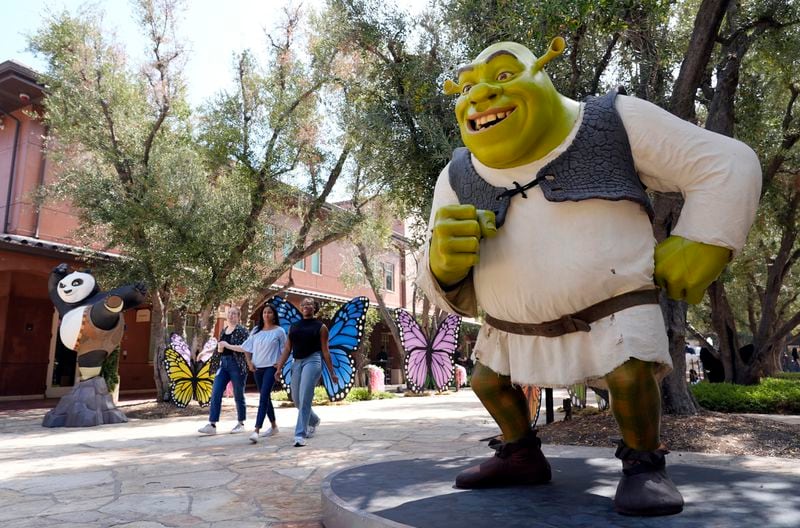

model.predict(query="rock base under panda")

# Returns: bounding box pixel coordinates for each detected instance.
[42,377,128,428]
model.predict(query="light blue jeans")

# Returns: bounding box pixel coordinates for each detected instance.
[291,353,322,438]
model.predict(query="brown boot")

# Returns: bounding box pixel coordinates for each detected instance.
[613,440,684,516]
[455,430,551,489]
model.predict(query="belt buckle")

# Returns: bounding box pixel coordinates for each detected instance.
[559,315,591,334]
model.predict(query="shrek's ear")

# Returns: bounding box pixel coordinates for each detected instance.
[443,79,461,96]
[532,36,566,74]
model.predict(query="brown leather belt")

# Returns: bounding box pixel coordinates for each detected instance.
[484,289,660,337]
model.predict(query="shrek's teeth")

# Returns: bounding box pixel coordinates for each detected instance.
[470,108,515,131]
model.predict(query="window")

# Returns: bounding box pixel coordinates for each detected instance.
[311,249,321,274]
[264,224,276,252]
[382,262,395,292]
[283,234,304,270]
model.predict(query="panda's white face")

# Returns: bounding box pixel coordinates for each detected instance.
[58,271,96,304]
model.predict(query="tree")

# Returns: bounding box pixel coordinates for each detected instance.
[690,1,800,383]
[30,1,372,399]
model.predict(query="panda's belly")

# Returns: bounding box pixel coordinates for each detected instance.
[60,307,87,350]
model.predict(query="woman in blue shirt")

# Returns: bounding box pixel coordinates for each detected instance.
[223,304,286,443]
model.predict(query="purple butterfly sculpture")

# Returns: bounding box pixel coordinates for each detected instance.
[395,309,461,393]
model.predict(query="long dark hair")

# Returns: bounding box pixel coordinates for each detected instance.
[253,304,279,334]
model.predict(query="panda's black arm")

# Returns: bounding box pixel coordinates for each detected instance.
[104,282,147,310]
[48,264,71,316]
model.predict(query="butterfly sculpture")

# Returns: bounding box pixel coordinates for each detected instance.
[522,385,542,428]
[395,309,461,393]
[163,333,218,408]
[268,296,369,402]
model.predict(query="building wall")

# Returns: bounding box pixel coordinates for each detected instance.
[0,107,81,243]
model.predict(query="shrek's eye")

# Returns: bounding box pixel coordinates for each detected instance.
[462,84,473,94]
[497,71,513,81]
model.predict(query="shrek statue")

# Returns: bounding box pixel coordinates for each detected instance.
[416,39,761,516]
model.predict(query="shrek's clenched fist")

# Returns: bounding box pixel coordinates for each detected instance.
[430,205,496,287]
[417,39,761,516]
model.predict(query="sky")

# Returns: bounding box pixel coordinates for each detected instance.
[0,0,428,109]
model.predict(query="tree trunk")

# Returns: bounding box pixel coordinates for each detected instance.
[150,289,171,401]
[669,0,731,120]
[708,281,741,382]
[356,244,405,361]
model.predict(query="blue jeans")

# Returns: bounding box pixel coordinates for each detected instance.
[208,355,247,423]
[253,366,277,428]
[291,353,321,438]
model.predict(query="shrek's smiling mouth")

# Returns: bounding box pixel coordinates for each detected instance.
[467,107,516,132]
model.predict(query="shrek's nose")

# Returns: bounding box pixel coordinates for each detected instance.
[469,83,503,105]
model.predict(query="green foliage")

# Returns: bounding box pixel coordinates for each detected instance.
[272,385,395,404]
[690,378,800,414]
[345,387,396,401]
[101,349,121,392]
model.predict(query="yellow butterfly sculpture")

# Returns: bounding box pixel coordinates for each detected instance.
[163,336,216,408]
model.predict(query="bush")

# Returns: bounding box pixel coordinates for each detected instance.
[774,372,800,381]
[690,377,800,414]
[101,348,120,392]
[272,385,395,405]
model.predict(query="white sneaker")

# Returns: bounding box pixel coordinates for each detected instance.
[293,436,307,447]
[198,423,217,435]
[260,426,278,437]
[230,422,245,434]
[249,431,259,444]
[307,420,319,438]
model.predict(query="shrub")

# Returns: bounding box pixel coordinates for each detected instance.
[690,377,800,414]
[774,372,800,381]
[101,348,120,392]
[273,385,395,405]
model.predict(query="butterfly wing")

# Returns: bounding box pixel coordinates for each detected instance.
[268,296,302,399]
[197,337,217,363]
[322,296,369,401]
[395,309,431,393]
[163,346,195,408]
[428,314,460,391]
[193,358,215,407]
[522,385,542,428]
[169,333,192,363]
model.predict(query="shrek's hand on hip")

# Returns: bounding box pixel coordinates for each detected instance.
[429,204,497,287]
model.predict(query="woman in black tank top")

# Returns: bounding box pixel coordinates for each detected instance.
[275,298,338,447]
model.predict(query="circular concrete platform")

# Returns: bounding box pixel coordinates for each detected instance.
[322,455,800,528]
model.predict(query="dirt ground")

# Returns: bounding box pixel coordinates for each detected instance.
[538,409,800,458]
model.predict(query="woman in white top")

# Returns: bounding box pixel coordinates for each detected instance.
[224,304,287,443]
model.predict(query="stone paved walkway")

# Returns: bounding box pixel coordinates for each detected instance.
[1,390,798,528]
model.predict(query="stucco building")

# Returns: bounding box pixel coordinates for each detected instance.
[0,60,414,400]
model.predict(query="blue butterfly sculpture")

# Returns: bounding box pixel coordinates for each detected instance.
[268,296,369,402]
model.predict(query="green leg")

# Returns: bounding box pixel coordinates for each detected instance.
[604,358,661,451]
[471,362,531,443]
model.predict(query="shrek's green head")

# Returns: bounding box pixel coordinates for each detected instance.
[444,39,576,169]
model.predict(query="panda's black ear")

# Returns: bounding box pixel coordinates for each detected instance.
[82,269,92,274]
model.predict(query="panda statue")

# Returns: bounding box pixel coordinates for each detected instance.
[42,263,147,428]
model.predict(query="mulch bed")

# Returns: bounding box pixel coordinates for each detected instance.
[538,409,800,458]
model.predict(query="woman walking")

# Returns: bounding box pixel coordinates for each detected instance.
[198,306,249,434]
[275,298,338,447]
[222,304,286,443]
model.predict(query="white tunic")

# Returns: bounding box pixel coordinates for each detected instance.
[416,95,762,388]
